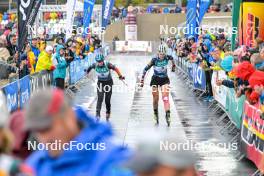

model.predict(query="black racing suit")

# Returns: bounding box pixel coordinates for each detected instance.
[86,61,118,116]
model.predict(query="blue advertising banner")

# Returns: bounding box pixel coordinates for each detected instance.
[199,0,211,22]
[69,55,95,85]
[83,0,95,35]
[19,75,31,109]
[102,0,115,28]
[192,63,206,90]
[3,81,19,112]
[187,63,193,81]
[186,0,197,38]
[186,0,211,39]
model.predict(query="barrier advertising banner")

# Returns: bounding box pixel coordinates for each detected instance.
[225,88,245,129]
[241,101,264,169]
[19,76,31,109]
[3,81,19,112]
[115,41,152,52]
[192,63,206,90]
[211,71,227,107]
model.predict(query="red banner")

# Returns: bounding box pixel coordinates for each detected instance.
[241,101,264,169]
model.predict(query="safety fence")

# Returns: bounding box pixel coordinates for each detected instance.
[0,46,112,113]
[172,52,264,174]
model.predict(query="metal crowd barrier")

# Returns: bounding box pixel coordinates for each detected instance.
[172,51,243,156]
[172,51,264,174]
[0,46,110,113]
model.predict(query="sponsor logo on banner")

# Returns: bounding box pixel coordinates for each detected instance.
[3,81,19,112]
[192,63,206,90]
[211,71,227,107]
[18,0,42,52]
[102,0,115,28]
[83,0,95,34]
[241,101,264,169]
[19,0,31,20]
[19,75,31,108]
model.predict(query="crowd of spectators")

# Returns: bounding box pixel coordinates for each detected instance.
[165,30,264,119]
[109,3,232,23]
[0,24,102,89]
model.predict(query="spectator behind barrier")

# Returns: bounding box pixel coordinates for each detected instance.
[6,34,17,57]
[25,44,36,74]
[35,45,55,73]
[0,60,17,79]
[23,88,132,176]
[53,45,68,90]
[0,37,10,62]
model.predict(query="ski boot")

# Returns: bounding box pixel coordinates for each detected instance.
[165,111,171,127]
[96,112,101,122]
[154,109,159,125]
[106,113,111,122]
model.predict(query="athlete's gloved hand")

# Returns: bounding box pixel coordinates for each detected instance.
[140,78,144,87]
[119,75,125,80]
[84,69,87,73]
[50,65,56,71]
[171,65,176,72]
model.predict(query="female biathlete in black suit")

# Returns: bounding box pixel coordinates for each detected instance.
[140,45,176,127]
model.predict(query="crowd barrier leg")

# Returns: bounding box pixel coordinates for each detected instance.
[253,170,263,176]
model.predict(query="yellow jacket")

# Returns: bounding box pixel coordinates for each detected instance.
[35,51,52,73]
[27,51,36,74]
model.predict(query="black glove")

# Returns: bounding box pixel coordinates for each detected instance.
[140,78,144,87]
[119,75,125,80]
[171,65,176,72]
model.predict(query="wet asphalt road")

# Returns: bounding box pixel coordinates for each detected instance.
[74,54,256,176]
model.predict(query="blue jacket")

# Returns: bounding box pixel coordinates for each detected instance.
[31,45,40,58]
[53,45,68,79]
[25,107,133,176]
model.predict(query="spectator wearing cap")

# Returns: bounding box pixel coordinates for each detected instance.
[53,45,68,89]
[125,136,198,176]
[23,88,132,176]
[35,46,56,73]
[18,53,30,79]
[31,38,40,61]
